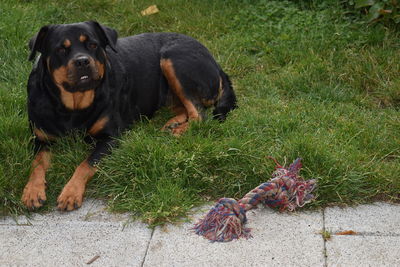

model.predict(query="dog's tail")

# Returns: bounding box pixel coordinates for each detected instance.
[213,70,237,122]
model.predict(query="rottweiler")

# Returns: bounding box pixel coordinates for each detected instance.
[22,21,237,211]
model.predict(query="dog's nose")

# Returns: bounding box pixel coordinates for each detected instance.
[74,56,90,68]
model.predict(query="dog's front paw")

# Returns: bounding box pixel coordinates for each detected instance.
[21,181,47,210]
[57,180,85,211]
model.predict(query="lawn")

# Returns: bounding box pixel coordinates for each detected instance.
[0,0,399,225]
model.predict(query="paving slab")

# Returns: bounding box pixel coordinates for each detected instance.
[324,202,400,234]
[326,235,400,266]
[143,206,324,267]
[324,202,400,267]
[0,199,152,267]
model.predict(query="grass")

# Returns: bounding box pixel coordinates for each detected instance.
[0,0,399,225]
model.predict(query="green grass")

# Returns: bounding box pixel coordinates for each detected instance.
[0,0,399,225]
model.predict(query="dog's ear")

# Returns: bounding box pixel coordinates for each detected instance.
[87,21,118,53]
[28,25,51,61]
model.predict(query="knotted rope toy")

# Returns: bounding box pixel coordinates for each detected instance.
[193,158,317,242]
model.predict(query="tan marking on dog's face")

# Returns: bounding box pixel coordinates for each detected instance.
[95,59,105,79]
[88,116,109,136]
[33,128,56,141]
[79,34,87,42]
[87,57,103,80]
[63,39,71,48]
[52,65,69,86]
[49,53,103,84]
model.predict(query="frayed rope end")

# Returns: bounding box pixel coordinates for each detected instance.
[192,198,251,242]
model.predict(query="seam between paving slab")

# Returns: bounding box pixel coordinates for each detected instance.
[141,227,155,267]
[331,231,400,237]
[322,209,328,267]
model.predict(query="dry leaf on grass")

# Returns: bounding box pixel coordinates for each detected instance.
[141,5,159,16]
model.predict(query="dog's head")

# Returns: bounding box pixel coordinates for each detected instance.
[29,21,117,93]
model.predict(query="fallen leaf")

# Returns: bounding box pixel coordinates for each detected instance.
[141,5,159,16]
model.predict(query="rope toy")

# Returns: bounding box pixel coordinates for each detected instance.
[193,158,317,242]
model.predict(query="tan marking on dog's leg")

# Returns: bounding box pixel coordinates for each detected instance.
[57,160,96,211]
[161,106,188,133]
[88,116,109,136]
[21,151,51,209]
[160,59,201,135]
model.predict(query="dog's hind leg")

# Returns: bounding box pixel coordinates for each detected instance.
[160,58,202,136]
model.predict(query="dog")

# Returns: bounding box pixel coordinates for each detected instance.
[21,21,237,211]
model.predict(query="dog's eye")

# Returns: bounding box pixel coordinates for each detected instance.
[57,47,66,54]
[89,43,97,49]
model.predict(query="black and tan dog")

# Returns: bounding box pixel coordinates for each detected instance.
[22,21,236,211]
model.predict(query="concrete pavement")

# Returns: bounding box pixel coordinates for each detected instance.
[1,200,399,266]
